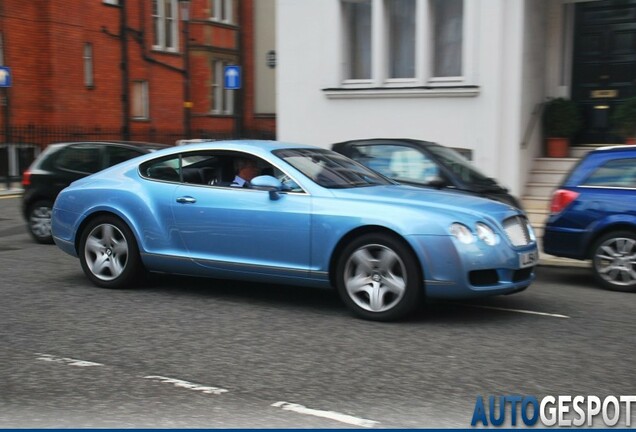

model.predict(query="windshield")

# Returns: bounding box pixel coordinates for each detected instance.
[426,145,503,191]
[274,148,393,189]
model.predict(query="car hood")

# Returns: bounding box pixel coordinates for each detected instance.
[330,184,521,220]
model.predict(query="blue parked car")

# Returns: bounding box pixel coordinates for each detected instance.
[52,140,537,321]
[543,145,636,292]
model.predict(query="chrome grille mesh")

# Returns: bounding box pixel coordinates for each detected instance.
[503,216,533,246]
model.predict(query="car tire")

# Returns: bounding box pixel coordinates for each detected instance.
[591,230,636,292]
[27,200,54,244]
[335,233,422,321]
[79,215,143,289]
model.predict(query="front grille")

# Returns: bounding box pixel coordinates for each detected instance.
[503,216,533,246]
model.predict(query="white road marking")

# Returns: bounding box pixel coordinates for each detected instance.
[0,194,21,199]
[143,375,228,395]
[272,401,379,428]
[460,304,570,319]
[36,353,104,367]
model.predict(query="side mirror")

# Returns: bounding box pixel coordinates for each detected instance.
[427,176,447,189]
[250,175,283,200]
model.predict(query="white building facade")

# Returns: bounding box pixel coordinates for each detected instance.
[275,0,636,197]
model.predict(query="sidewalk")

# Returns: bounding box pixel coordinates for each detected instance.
[0,182,23,196]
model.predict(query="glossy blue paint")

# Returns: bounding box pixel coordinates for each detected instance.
[52,140,537,298]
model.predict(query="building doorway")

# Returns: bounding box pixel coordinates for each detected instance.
[572,0,636,144]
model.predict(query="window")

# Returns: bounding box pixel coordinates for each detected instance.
[152,0,179,51]
[350,145,439,184]
[131,81,149,120]
[388,0,416,79]
[343,0,372,80]
[210,0,234,24]
[337,0,471,91]
[83,43,94,88]
[105,146,144,167]
[431,0,463,78]
[582,158,636,188]
[211,59,235,115]
[55,145,102,174]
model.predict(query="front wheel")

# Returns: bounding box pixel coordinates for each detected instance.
[336,233,422,321]
[591,231,636,292]
[79,215,143,289]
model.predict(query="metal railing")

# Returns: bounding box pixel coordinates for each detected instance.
[0,125,276,185]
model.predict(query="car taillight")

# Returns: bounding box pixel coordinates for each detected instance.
[21,170,31,187]
[550,189,579,214]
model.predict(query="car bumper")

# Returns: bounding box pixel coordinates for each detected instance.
[542,226,588,260]
[408,234,538,299]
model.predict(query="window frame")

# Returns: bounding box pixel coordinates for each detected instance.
[335,0,477,96]
[83,43,94,88]
[211,59,235,115]
[152,0,180,52]
[131,80,150,120]
[210,0,235,24]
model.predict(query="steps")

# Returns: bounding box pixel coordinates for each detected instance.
[522,145,607,268]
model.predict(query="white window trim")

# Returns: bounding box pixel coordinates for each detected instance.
[211,59,235,115]
[153,0,179,52]
[336,0,478,96]
[210,0,234,25]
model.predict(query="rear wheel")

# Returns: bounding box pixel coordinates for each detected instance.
[336,233,422,321]
[592,231,636,292]
[28,200,54,244]
[79,215,142,289]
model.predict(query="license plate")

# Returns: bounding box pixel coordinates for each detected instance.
[519,250,538,268]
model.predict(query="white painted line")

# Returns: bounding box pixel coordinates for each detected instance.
[271,401,379,428]
[143,375,228,395]
[460,304,570,319]
[36,353,104,367]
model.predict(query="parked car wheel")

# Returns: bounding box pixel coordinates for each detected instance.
[336,233,421,321]
[28,200,54,244]
[591,231,636,292]
[79,216,142,289]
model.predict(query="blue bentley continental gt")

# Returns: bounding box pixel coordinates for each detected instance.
[51,140,538,321]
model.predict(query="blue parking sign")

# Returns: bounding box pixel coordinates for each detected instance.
[224,65,241,90]
[0,66,12,87]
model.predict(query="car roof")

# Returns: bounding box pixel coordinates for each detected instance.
[167,139,319,153]
[333,138,438,149]
[588,144,636,155]
[49,140,170,150]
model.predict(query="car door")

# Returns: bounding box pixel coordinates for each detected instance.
[170,151,312,278]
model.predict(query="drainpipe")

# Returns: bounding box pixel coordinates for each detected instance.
[120,0,131,140]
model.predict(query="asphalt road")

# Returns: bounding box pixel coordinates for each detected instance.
[0,195,634,428]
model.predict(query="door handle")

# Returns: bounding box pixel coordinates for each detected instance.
[176,196,197,204]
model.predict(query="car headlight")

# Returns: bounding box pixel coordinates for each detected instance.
[476,222,498,246]
[450,223,475,244]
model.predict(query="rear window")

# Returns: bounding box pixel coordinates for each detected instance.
[55,145,101,174]
[582,158,636,188]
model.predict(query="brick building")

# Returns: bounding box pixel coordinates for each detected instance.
[0,0,276,150]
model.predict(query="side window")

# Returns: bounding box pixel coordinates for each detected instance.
[582,158,636,188]
[55,145,102,174]
[141,155,181,182]
[106,146,144,167]
[353,144,439,183]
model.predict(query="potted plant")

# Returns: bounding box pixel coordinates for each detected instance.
[611,97,636,144]
[543,98,582,157]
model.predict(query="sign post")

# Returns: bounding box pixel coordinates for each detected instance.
[0,67,12,189]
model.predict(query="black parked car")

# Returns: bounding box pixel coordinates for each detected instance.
[332,138,522,209]
[22,141,169,243]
